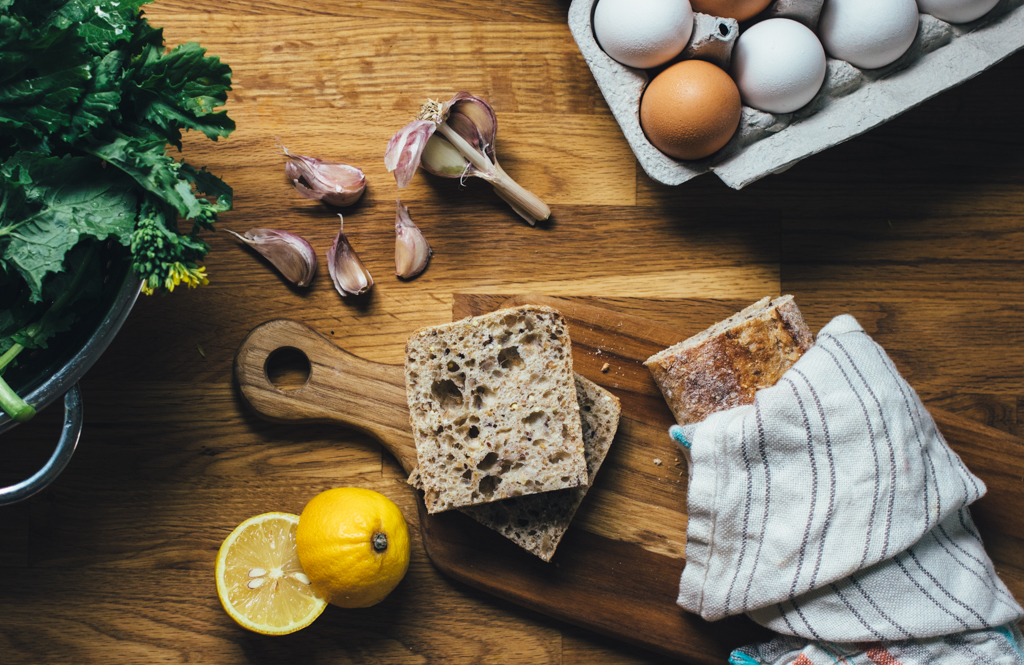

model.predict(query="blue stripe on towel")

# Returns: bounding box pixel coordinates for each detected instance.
[996,624,1024,660]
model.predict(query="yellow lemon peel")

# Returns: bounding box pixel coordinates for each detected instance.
[297,488,411,608]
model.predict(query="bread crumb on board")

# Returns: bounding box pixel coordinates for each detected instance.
[601,363,610,373]
[653,458,662,466]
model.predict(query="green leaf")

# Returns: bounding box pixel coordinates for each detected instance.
[62,48,126,142]
[15,0,147,44]
[129,41,234,146]
[82,131,204,219]
[0,16,92,141]
[0,154,137,300]
[12,241,103,350]
[75,1,145,52]
[180,162,233,213]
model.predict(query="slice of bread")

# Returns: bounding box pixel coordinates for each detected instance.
[409,374,621,561]
[644,295,813,426]
[405,305,588,514]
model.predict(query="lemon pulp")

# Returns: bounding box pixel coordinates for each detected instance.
[215,512,327,635]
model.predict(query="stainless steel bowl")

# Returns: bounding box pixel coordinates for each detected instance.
[0,268,142,505]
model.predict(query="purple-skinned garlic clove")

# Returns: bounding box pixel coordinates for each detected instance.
[394,199,432,279]
[327,214,373,297]
[226,228,317,287]
[281,143,366,207]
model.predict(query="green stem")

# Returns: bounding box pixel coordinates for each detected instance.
[0,373,34,423]
[0,342,25,371]
[0,208,44,239]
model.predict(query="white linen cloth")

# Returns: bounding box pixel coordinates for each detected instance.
[671,315,1024,663]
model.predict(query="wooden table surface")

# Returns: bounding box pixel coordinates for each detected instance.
[2,1,1023,663]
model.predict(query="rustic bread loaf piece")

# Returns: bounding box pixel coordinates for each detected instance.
[409,374,621,561]
[644,295,813,426]
[405,305,588,514]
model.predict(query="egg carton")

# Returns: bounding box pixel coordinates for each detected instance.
[568,0,1024,188]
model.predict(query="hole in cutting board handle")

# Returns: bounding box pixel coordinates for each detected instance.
[265,347,311,391]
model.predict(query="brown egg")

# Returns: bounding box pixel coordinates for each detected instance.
[640,60,742,161]
[690,0,772,21]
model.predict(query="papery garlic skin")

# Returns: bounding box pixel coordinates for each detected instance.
[226,229,317,287]
[327,214,374,297]
[394,199,432,279]
[384,120,437,188]
[281,144,366,207]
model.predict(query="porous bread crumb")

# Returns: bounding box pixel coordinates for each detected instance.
[644,295,813,426]
[409,374,621,561]
[405,305,588,514]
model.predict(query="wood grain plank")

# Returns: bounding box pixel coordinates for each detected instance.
[171,112,636,208]
[146,14,608,117]
[149,0,572,22]
[0,566,562,665]
[924,393,1019,436]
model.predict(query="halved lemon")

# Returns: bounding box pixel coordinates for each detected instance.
[215,512,327,635]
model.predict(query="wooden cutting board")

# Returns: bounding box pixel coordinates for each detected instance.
[233,295,1024,663]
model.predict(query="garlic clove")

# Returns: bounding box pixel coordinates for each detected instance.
[394,199,432,279]
[420,133,473,178]
[327,214,373,297]
[280,143,366,207]
[384,119,437,188]
[226,228,318,287]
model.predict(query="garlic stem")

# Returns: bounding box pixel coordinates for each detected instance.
[436,122,495,174]
[491,162,551,226]
[435,123,550,225]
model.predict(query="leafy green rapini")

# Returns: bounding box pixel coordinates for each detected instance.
[0,0,235,422]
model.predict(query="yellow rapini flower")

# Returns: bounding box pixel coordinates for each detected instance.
[142,264,209,295]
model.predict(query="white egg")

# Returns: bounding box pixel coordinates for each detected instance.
[730,19,826,114]
[594,0,694,70]
[916,0,1000,23]
[819,0,920,70]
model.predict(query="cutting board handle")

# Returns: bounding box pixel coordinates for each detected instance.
[233,319,418,473]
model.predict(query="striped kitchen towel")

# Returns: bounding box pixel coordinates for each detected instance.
[671,314,1024,662]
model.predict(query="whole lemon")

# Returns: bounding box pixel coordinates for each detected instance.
[296,488,411,608]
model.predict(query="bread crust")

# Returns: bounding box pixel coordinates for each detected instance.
[644,295,813,425]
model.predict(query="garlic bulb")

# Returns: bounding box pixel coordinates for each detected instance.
[385,93,551,226]
[281,143,366,207]
[327,214,373,297]
[394,199,432,279]
[226,229,317,287]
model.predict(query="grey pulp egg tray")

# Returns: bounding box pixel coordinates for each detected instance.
[569,0,1024,188]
